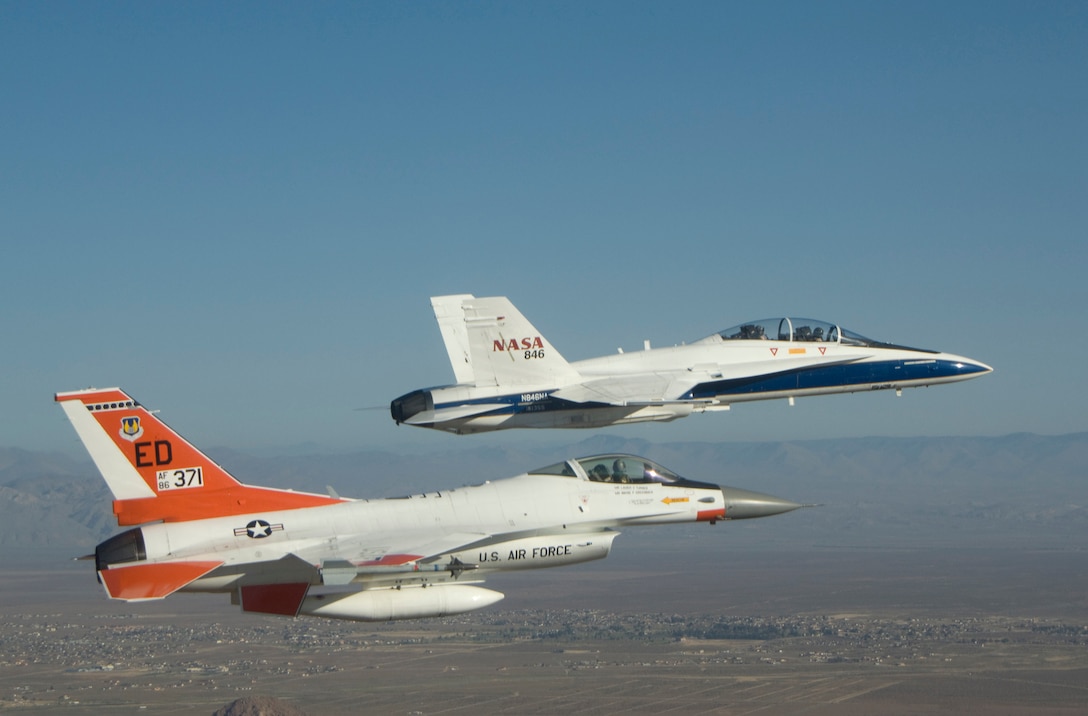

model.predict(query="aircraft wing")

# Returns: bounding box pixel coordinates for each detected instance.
[330,527,602,582]
[552,373,676,406]
[341,530,494,567]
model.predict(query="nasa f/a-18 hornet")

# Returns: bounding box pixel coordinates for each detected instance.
[390,295,992,435]
[56,387,800,622]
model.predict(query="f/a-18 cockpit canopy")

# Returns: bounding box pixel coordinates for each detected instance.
[528,454,715,488]
[713,317,934,352]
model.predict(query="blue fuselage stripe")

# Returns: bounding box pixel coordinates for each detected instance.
[688,359,984,398]
[430,359,986,418]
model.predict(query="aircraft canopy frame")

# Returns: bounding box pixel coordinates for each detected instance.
[714,317,932,351]
[528,454,710,487]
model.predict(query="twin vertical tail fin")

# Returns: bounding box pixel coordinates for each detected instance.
[431,294,477,384]
[431,295,581,388]
[55,388,344,526]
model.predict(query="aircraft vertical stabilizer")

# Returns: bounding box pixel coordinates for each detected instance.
[55,387,345,526]
[431,294,477,384]
[460,295,581,387]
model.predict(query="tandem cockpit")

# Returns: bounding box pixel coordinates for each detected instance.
[528,454,717,488]
[711,317,935,352]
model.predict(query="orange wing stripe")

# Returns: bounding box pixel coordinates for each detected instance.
[99,561,223,600]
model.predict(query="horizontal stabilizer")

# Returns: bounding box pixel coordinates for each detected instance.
[402,403,509,425]
[99,560,223,601]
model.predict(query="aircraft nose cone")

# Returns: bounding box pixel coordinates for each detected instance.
[941,354,993,377]
[965,359,993,375]
[720,486,802,520]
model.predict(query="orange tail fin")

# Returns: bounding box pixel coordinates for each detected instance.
[55,388,344,526]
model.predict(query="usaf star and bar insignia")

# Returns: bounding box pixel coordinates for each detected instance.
[234,519,285,539]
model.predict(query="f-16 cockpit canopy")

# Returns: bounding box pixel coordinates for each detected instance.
[529,454,715,488]
[714,318,932,351]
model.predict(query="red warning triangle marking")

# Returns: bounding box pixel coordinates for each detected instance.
[770,348,778,356]
[819,347,826,355]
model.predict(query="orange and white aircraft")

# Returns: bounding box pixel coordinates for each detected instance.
[57,387,801,622]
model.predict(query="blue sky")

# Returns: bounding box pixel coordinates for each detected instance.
[3,2,1086,455]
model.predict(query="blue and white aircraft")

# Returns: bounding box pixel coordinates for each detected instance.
[391,295,992,435]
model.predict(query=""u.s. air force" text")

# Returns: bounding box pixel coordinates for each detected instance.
[479,544,572,562]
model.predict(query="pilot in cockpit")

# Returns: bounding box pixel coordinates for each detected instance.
[612,459,629,483]
[591,464,611,482]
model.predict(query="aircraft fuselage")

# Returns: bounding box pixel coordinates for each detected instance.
[393,317,991,434]
[130,474,718,591]
[96,457,798,604]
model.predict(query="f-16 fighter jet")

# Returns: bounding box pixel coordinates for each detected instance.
[56,387,800,622]
[391,295,991,434]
